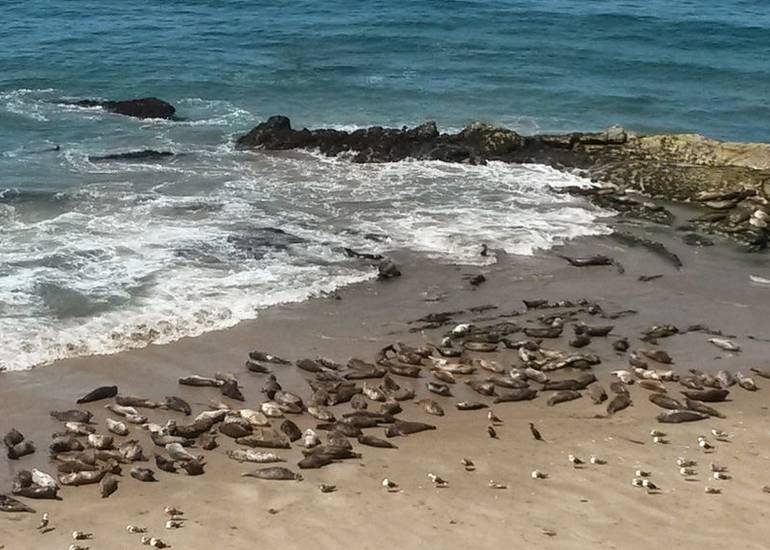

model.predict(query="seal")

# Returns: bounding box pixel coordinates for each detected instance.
[99,475,118,498]
[130,467,156,482]
[456,401,487,410]
[680,389,729,402]
[606,394,632,415]
[358,434,397,448]
[385,420,436,437]
[588,384,608,404]
[427,381,451,396]
[416,399,444,416]
[547,390,581,406]
[242,466,303,481]
[51,410,93,423]
[0,494,36,513]
[648,393,682,410]
[657,409,709,423]
[76,385,118,404]
[494,388,537,403]
[684,398,725,418]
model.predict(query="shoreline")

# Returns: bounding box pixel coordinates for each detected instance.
[2,208,770,548]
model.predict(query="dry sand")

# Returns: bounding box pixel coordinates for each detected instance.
[1,203,770,549]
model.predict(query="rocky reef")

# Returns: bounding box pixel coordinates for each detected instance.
[236,117,770,250]
[72,97,176,119]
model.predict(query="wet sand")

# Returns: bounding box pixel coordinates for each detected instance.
[2,203,770,549]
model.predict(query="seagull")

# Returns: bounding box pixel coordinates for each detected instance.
[531,470,548,479]
[711,429,730,441]
[589,456,606,465]
[319,484,336,493]
[382,478,398,490]
[165,520,184,529]
[37,513,49,531]
[649,429,666,438]
[631,478,644,488]
[460,458,475,471]
[710,463,728,473]
[72,532,92,540]
[164,506,183,517]
[488,480,507,489]
[641,479,658,491]
[677,457,697,468]
[635,469,651,477]
[529,422,543,441]
[127,526,147,534]
[697,436,714,451]
[680,467,697,477]
[704,487,721,494]
[487,411,503,424]
[713,472,729,480]
[487,426,498,439]
[568,454,584,467]
[428,473,448,487]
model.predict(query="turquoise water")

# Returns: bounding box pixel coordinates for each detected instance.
[1,1,767,370]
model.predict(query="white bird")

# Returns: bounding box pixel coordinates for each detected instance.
[37,513,49,531]
[697,436,714,451]
[634,469,650,477]
[164,506,183,517]
[150,539,169,549]
[568,454,584,467]
[381,478,398,490]
[531,470,548,479]
[704,487,721,494]
[649,429,666,437]
[451,323,471,336]
[631,478,644,488]
[127,525,147,533]
[711,429,729,441]
[641,479,658,490]
[72,531,92,540]
[427,473,448,487]
[69,545,89,550]
[460,458,475,471]
[589,456,606,465]
[677,457,696,468]
[165,519,184,529]
[713,472,729,480]
[488,480,507,489]
[710,462,728,473]
[653,436,667,444]
[680,467,697,477]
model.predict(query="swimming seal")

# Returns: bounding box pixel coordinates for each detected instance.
[77,385,118,404]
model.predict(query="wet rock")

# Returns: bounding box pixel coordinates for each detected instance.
[74,97,175,119]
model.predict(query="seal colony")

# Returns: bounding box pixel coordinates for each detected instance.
[2,262,769,548]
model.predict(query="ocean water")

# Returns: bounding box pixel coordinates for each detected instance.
[1,1,768,370]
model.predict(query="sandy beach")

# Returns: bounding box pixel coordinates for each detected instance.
[2,200,770,550]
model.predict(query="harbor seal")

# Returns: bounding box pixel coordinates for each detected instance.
[76,385,118,404]
[649,393,683,410]
[416,399,445,416]
[546,390,581,406]
[606,394,632,415]
[680,389,729,402]
[493,388,537,403]
[657,410,709,423]
[242,467,302,481]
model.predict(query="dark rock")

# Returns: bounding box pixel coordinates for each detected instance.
[75,97,175,119]
[89,150,174,162]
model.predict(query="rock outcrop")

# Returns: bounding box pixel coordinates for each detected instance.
[74,97,176,119]
[236,117,770,250]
